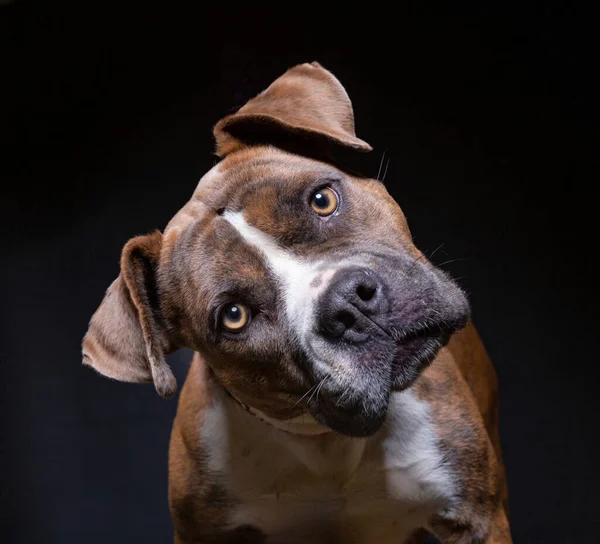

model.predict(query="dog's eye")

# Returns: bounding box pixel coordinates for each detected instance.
[310,187,338,217]
[221,303,250,332]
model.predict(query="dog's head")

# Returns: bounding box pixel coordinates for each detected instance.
[82,62,469,437]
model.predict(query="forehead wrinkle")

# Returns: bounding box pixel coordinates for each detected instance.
[191,149,346,222]
[219,145,318,172]
[230,172,304,211]
[210,151,334,196]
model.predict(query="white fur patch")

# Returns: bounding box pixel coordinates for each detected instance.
[380,389,454,504]
[201,389,230,474]
[223,211,329,339]
[219,389,454,542]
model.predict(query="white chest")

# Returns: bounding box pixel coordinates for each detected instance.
[207,391,455,543]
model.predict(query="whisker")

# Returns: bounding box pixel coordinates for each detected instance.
[382,157,390,182]
[436,257,467,268]
[336,385,352,407]
[427,242,445,261]
[408,253,427,273]
[291,382,320,409]
[315,378,328,403]
[376,149,387,181]
[307,377,329,406]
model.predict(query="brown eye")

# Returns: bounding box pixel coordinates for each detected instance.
[222,303,250,332]
[310,187,338,216]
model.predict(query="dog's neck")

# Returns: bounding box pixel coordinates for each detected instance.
[221,383,368,481]
[224,386,331,436]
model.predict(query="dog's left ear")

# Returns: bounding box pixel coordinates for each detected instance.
[213,61,372,157]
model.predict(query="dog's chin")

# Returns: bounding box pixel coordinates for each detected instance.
[307,328,450,437]
[309,394,390,438]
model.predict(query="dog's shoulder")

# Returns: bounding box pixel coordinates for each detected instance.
[168,354,254,541]
[414,324,503,471]
[413,329,509,530]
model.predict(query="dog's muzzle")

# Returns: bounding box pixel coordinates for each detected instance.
[305,262,470,437]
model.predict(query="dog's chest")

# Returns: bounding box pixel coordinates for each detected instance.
[213,392,454,543]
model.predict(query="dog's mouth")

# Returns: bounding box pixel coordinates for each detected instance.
[391,323,451,389]
[395,323,450,364]
[306,322,456,437]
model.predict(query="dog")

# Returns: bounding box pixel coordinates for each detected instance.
[82,62,511,543]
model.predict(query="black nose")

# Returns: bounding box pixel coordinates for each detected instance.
[316,268,386,342]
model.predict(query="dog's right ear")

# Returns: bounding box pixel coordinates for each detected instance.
[82,231,177,398]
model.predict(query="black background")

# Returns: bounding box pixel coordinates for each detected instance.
[2,3,598,543]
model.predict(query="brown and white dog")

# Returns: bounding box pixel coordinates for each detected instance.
[82,62,511,543]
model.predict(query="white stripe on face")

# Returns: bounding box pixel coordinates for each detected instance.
[223,211,375,388]
[223,211,325,340]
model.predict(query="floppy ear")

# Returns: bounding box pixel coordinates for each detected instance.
[82,231,177,398]
[213,61,372,158]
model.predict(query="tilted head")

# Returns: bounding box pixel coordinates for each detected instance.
[82,62,469,437]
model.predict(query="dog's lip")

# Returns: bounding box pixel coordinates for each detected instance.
[394,323,449,345]
[392,322,451,364]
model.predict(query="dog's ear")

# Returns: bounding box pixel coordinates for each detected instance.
[82,231,177,398]
[213,61,372,157]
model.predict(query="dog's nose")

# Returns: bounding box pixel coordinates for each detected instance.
[316,268,386,342]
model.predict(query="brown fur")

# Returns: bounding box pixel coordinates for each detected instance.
[83,62,511,543]
[213,61,372,158]
[418,328,509,541]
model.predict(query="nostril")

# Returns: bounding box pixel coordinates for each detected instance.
[356,283,377,302]
[337,310,356,330]
[318,269,386,340]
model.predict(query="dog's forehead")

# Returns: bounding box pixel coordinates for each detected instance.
[164,146,412,256]
[198,147,337,207]
[165,147,339,235]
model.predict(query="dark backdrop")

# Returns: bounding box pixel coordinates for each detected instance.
[2,3,598,543]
